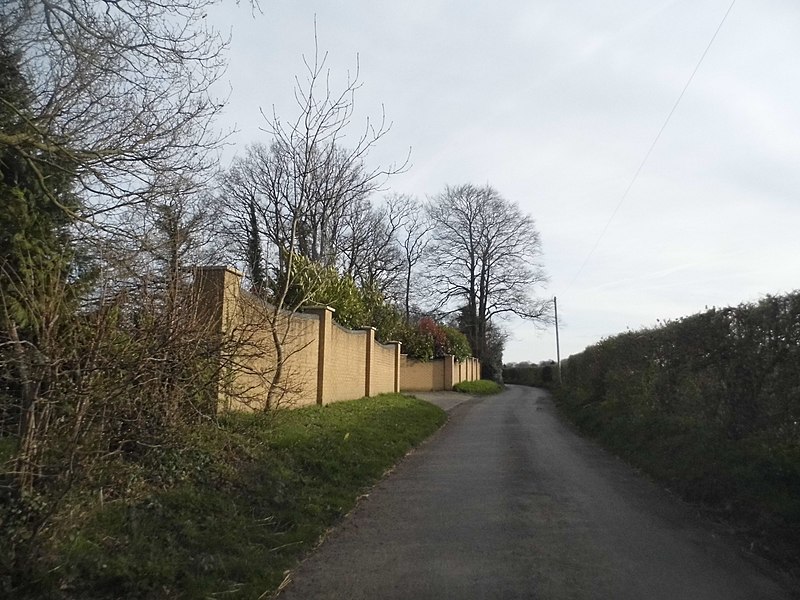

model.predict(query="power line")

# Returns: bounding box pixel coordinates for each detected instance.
[567,0,738,290]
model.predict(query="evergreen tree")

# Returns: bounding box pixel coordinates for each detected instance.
[0,39,80,449]
[0,40,78,337]
[246,200,266,293]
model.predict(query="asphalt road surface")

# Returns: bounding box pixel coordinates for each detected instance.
[279,385,797,599]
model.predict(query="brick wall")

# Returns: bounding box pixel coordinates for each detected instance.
[194,266,403,411]
[372,341,398,395]
[453,358,481,386]
[194,267,321,411]
[327,322,368,403]
[400,355,482,392]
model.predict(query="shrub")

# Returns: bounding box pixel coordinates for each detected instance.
[396,318,474,362]
[441,326,471,361]
[503,364,557,388]
[453,380,503,395]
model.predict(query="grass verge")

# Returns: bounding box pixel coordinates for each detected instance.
[453,379,503,395]
[15,394,446,599]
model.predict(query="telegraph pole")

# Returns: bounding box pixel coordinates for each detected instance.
[554,296,562,384]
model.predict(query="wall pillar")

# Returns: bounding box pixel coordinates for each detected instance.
[362,327,376,397]
[305,306,335,405]
[192,266,243,334]
[192,266,244,412]
[443,354,455,390]
[388,341,402,393]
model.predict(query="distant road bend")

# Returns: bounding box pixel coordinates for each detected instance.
[279,385,796,600]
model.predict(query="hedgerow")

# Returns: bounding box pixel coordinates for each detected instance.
[555,292,800,572]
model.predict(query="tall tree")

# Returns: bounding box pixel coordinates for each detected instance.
[339,196,407,296]
[0,3,235,563]
[426,184,549,376]
[220,40,406,409]
[0,37,83,500]
[391,194,432,322]
[222,44,406,288]
[246,199,266,294]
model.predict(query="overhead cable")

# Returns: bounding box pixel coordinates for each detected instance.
[567,0,738,290]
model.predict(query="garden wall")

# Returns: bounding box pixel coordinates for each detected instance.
[400,355,481,392]
[193,266,401,411]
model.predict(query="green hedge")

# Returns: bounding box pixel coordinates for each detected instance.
[556,292,800,571]
[453,380,503,395]
[503,365,556,388]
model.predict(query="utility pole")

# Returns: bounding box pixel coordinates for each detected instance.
[554,296,562,384]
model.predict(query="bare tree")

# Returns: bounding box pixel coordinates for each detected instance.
[1,0,228,221]
[390,194,432,322]
[338,192,432,317]
[338,195,412,296]
[219,38,407,408]
[222,41,407,278]
[426,184,550,374]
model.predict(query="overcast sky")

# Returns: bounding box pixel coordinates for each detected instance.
[206,0,800,364]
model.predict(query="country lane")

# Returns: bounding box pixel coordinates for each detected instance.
[278,385,796,599]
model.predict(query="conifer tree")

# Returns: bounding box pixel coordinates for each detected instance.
[0,39,80,352]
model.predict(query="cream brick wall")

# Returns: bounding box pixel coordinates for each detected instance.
[400,355,482,392]
[195,266,403,412]
[195,267,480,410]
[454,360,462,385]
[277,312,319,407]
[327,323,368,403]
[213,282,320,411]
[372,342,397,394]
[400,356,445,391]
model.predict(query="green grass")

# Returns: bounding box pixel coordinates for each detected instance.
[16,394,446,599]
[453,379,503,395]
